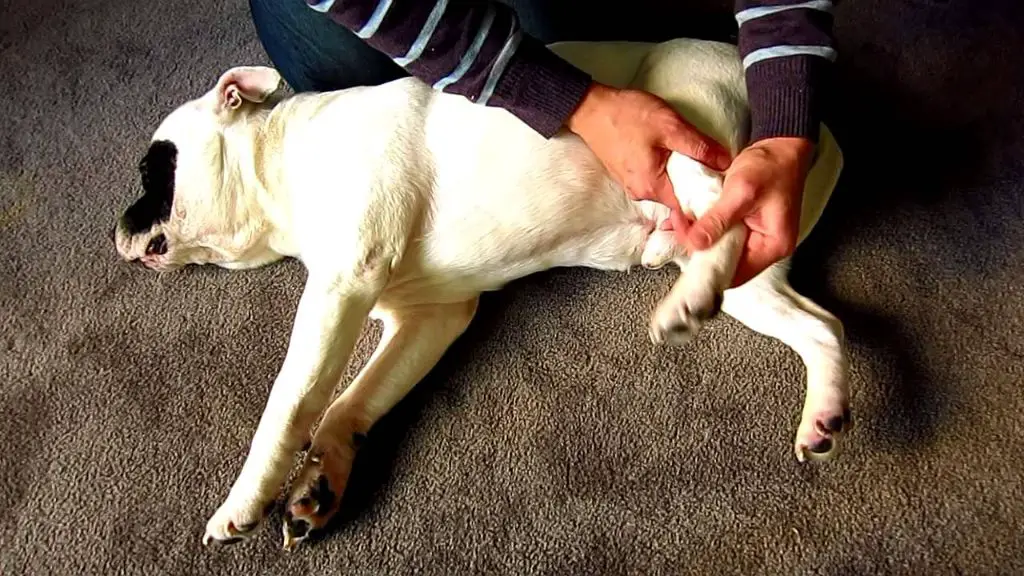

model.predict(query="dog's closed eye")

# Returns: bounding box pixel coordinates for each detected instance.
[146,234,168,256]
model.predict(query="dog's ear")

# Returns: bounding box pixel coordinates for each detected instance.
[214,66,282,113]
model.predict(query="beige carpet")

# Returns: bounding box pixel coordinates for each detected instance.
[2,0,1023,574]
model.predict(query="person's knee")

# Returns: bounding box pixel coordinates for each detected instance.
[247,0,405,93]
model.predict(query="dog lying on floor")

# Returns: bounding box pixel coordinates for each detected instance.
[113,38,849,550]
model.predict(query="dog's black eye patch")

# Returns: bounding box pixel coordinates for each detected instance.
[122,140,177,235]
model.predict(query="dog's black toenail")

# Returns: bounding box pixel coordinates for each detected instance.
[353,431,367,448]
[286,518,310,539]
[236,521,257,533]
[220,536,244,545]
[668,321,689,335]
[311,475,336,514]
[825,416,844,433]
[810,437,833,454]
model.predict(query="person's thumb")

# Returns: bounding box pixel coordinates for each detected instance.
[686,180,755,252]
[648,173,696,242]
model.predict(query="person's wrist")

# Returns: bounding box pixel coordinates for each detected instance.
[755,136,815,174]
[566,82,614,139]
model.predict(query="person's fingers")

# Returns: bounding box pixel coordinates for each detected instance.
[661,120,732,171]
[668,208,692,240]
[685,177,756,252]
[659,210,695,235]
[649,173,695,243]
[648,172,681,213]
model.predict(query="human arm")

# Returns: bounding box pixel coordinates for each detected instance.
[684,0,837,286]
[306,0,591,137]
[306,0,732,228]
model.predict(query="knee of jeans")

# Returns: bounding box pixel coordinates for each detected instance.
[249,0,315,91]
[247,0,405,93]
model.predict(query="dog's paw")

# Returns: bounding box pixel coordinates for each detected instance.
[795,405,853,463]
[649,285,723,346]
[281,436,360,551]
[202,494,274,546]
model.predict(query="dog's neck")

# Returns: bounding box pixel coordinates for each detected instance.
[216,106,298,260]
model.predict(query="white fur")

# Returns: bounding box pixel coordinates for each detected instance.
[113,39,849,549]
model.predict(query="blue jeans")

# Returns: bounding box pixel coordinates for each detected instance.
[248,0,736,93]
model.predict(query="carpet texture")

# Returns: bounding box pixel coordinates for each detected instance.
[2,1,1023,574]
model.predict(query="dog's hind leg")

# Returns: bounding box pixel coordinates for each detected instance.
[280,297,479,550]
[646,152,746,346]
[719,262,852,462]
[202,268,387,546]
[647,222,746,346]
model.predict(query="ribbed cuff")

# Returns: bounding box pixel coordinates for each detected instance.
[746,56,827,143]
[495,37,594,138]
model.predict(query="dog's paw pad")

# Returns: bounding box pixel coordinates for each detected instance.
[795,407,853,463]
[650,280,725,347]
[808,436,833,455]
[283,509,316,552]
[823,415,845,434]
[689,291,723,321]
[649,308,700,347]
[282,451,351,550]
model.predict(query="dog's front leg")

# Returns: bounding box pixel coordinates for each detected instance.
[202,271,384,546]
[278,298,479,550]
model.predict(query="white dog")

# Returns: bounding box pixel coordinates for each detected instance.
[113,38,849,550]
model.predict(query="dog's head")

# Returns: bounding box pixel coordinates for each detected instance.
[113,66,283,271]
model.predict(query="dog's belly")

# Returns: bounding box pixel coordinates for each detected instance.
[379,229,651,306]
[377,206,656,308]
[359,92,660,307]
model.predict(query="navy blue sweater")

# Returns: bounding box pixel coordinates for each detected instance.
[307,0,836,142]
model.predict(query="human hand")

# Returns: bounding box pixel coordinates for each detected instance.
[682,136,815,287]
[566,83,733,234]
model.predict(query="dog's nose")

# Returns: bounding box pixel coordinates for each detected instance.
[146,234,167,256]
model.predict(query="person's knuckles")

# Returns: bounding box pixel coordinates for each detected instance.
[687,213,726,249]
[688,137,712,162]
[703,213,729,237]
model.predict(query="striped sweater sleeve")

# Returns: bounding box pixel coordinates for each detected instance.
[306,0,593,138]
[735,0,837,143]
